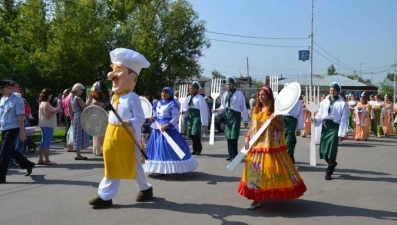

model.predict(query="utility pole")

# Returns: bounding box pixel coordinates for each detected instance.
[309,0,314,87]
[247,57,251,88]
[393,52,397,107]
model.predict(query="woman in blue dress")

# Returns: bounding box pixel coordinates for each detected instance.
[143,87,198,176]
[69,83,90,160]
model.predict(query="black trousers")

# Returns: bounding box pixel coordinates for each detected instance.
[0,128,32,181]
[191,135,202,154]
[325,159,338,175]
[227,139,238,159]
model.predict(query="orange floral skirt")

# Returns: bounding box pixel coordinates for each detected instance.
[238,148,307,201]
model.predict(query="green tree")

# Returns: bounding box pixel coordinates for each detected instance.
[327,64,336,75]
[44,0,114,89]
[345,74,371,84]
[385,72,395,82]
[122,0,210,95]
[211,69,222,78]
[253,78,264,88]
[0,0,21,78]
[0,0,209,101]
[11,0,49,91]
[378,73,395,98]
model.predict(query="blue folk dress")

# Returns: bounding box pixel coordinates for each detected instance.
[143,100,198,174]
[71,96,90,150]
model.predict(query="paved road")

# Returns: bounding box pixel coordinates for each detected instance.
[1,129,397,225]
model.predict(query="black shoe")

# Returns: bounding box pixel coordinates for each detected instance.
[225,157,232,161]
[191,151,197,155]
[324,174,332,180]
[196,149,202,155]
[89,195,113,207]
[0,179,6,184]
[136,186,153,202]
[25,162,35,176]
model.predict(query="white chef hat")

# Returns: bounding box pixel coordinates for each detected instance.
[110,48,150,75]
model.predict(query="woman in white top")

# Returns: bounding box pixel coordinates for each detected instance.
[38,88,60,165]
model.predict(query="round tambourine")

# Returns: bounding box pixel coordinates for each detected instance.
[140,96,153,119]
[275,82,301,114]
[81,105,108,136]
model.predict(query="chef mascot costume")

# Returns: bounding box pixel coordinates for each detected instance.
[89,48,153,208]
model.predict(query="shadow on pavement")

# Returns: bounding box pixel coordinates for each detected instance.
[338,174,397,183]
[148,171,240,184]
[112,197,397,223]
[4,175,99,187]
[296,164,391,176]
[338,143,377,148]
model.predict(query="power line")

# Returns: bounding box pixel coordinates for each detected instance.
[314,41,357,71]
[208,38,308,48]
[313,49,356,72]
[206,31,309,40]
[201,61,392,73]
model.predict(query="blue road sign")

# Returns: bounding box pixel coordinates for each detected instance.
[299,50,310,62]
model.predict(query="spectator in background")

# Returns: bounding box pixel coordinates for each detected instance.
[62,89,72,149]
[0,80,35,183]
[57,93,64,126]
[9,81,23,166]
[38,88,60,165]
[249,94,256,110]
[248,94,256,121]
[174,90,181,108]
[69,83,89,160]
[88,83,106,156]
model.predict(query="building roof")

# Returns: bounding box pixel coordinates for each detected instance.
[278,74,377,88]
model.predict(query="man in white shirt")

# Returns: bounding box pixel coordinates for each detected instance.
[213,76,249,160]
[314,82,349,180]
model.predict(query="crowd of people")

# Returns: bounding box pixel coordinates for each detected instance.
[1,47,395,211]
[301,90,397,143]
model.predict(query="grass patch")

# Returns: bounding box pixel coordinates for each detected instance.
[32,128,66,143]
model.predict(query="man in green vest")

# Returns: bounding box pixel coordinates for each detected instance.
[182,81,209,155]
[314,82,349,180]
[213,76,249,160]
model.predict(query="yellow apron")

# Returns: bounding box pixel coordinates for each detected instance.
[103,123,137,179]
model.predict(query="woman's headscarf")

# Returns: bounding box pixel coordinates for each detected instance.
[153,86,180,111]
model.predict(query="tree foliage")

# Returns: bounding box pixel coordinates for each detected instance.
[344,74,371,84]
[211,69,222,78]
[0,0,210,106]
[253,78,264,88]
[327,64,336,75]
[378,73,395,98]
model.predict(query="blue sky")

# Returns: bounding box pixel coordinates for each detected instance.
[188,0,397,85]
